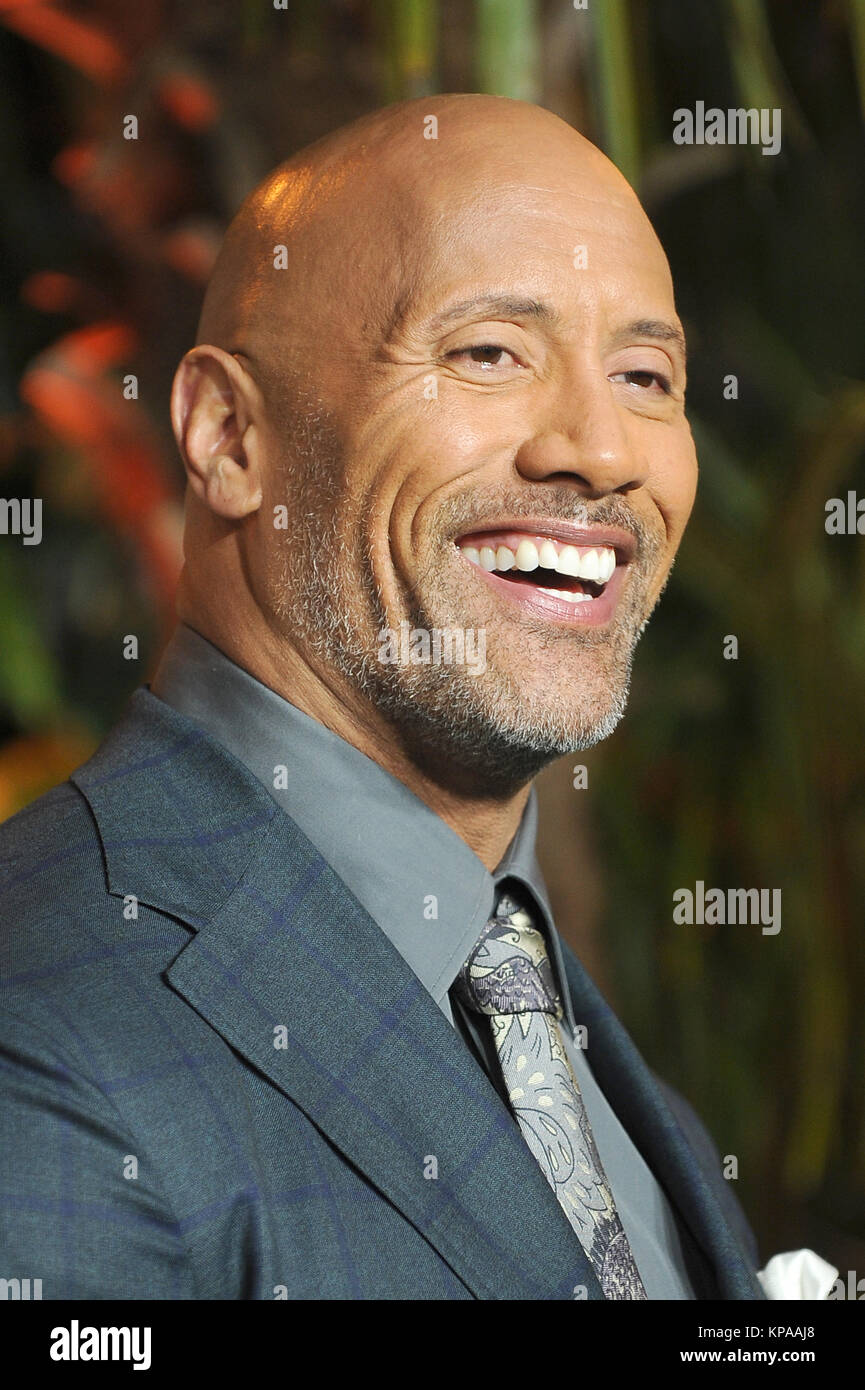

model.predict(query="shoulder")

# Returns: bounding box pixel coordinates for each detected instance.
[0,780,107,966]
[0,773,190,1059]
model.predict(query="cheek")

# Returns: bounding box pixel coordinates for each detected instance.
[388,399,497,496]
[241,509,288,613]
[649,432,698,551]
[366,408,497,561]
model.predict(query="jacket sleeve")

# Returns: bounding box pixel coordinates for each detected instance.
[0,1000,197,1300]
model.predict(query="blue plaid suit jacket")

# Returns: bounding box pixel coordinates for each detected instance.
[0,688,765,1300]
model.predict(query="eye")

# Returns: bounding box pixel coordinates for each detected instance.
[446,344,521,371]
[611,369,672,394]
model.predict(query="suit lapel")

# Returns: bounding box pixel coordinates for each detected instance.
[559,941,766,1300]
[74,689,599,1301]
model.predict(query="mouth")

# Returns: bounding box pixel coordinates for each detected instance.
[454,524,635,627]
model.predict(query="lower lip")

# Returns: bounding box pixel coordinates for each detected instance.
[461,552,626,627]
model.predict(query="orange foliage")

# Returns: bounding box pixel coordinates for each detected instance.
[0,730,96,822]
[52,141,99,188]
[20,270,82,315]
[20,323,183,614]
[160,223,221,283]
[0,4,128,86]
[158,72,219,132]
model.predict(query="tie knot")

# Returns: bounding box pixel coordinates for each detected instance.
[454,889,562,1019]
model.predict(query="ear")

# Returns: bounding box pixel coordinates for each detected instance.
[171,346,263,519]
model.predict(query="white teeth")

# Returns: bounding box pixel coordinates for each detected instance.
[459,537,618,584]
[550,543,617,583]
[538,540,559,570]
[514,539,539,572]
[555,544,581,577]
[537,587,593,604]
[579,548,600,582]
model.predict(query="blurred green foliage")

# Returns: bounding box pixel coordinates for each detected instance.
[0,0,862,1268]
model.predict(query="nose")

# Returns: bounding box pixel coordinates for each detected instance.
[513,372,649,498]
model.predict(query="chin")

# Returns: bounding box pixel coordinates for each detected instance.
[379,661,632,796]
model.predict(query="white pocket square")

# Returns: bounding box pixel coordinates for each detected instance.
[757,1249,839,1300]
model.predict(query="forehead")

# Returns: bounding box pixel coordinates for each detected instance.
[390,173,676,336]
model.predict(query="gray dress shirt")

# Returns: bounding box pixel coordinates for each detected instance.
[151,622,694,1299]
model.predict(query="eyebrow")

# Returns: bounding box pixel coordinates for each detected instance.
[612,319,687,362]
[422,296,686,362]
[424,295,560,335]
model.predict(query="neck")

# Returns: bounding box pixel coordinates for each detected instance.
[155,608,531,873]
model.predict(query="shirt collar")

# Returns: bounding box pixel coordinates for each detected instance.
[151,622,572,1028]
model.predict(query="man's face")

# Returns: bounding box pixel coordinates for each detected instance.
[259,159,697,791]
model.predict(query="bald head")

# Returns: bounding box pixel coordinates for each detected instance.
[197,94,649,391]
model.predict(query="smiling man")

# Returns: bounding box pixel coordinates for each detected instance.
[0,95,765,1300]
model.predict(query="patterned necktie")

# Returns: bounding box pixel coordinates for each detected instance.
[453,888,648,1300]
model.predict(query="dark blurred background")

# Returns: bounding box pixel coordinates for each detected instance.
[1,0,863,1277]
